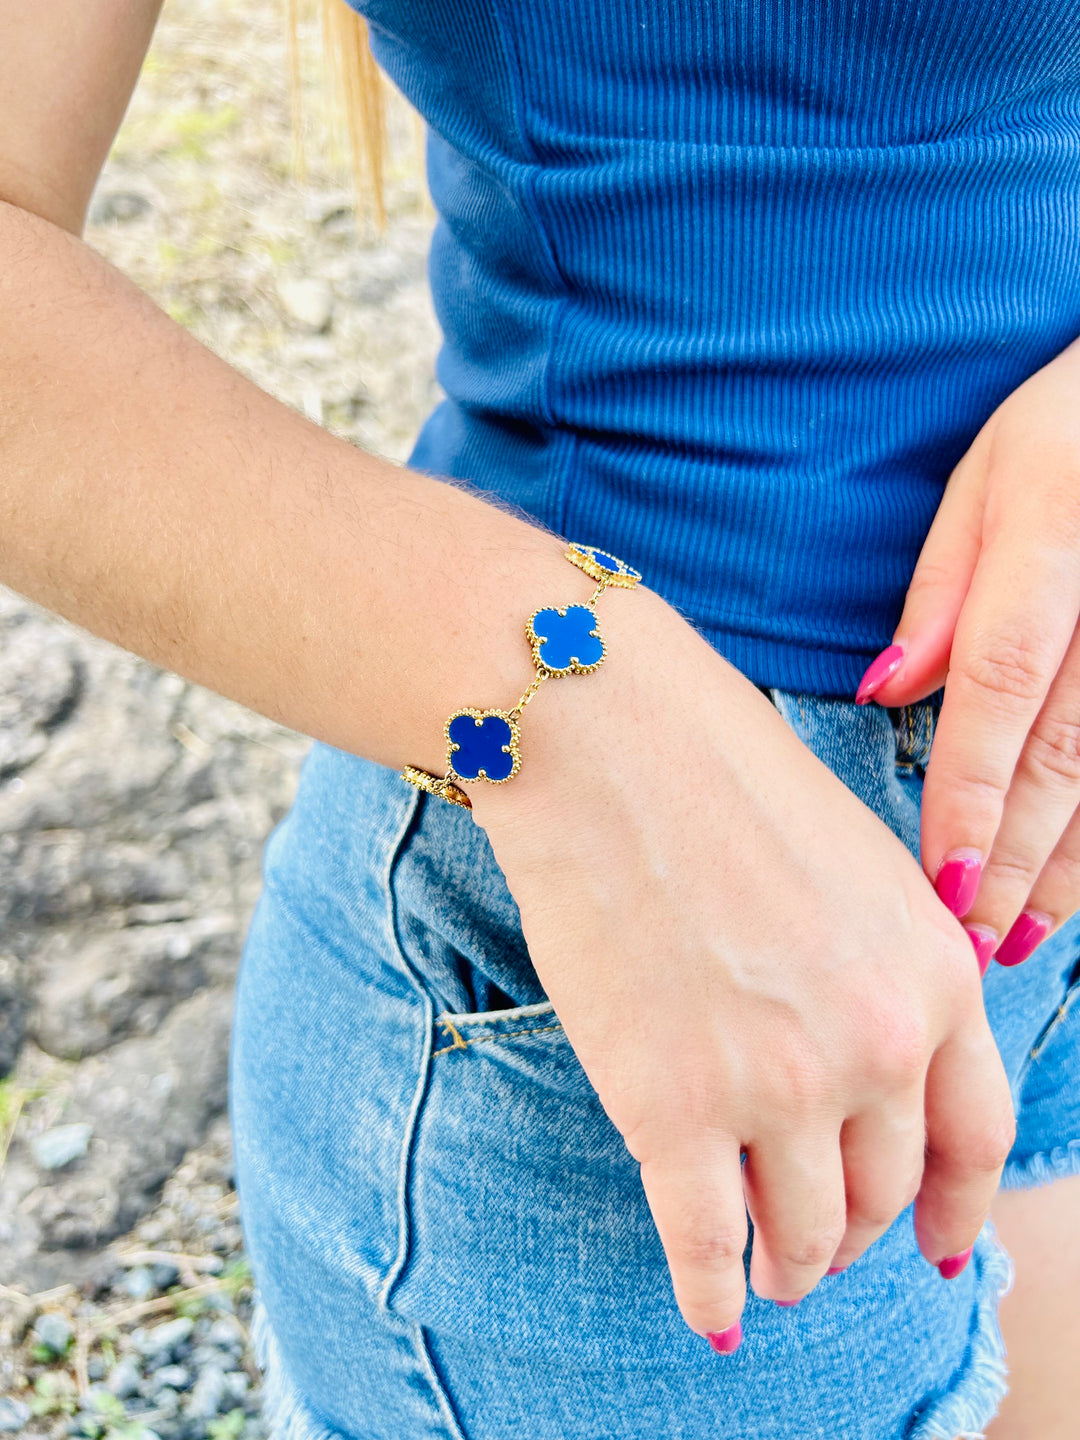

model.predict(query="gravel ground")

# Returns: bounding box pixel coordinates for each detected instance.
[1,0,442,1433]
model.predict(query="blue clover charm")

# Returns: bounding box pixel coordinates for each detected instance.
[564,542,643,588]
[445,708,521,783]
[526,604,605,676]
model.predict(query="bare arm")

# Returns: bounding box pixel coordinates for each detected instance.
[0,5,1013,1350]
[0,197,586,778]
[0,2,583,776]
[0,0,165,233]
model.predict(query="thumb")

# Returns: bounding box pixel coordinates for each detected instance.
[856,451,986,707]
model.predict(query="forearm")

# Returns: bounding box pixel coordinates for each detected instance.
[0,200,586,777]
[0,0,165,234]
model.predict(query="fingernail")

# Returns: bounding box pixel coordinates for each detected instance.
[826,1266,846,1275]
[934,849,983,919]
[775,1299,799,1307]
[855,643,905,705]
[964,924,997,978]
[994,910,1052,968]
[706,1321,743,1354]
[937,1246,973,1280]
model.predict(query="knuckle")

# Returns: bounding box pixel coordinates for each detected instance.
[956,628,1052,707]
[983,844,1038,893]
[1025,713,1080,786]
[1040,469,1080,548]
[666,1222,747,1275]
[864,1009,932,1087]
[850,1198,899,1233]
[760,1034,831,1116]
[776,1223,847,1272]
[952,1111,1017,1177]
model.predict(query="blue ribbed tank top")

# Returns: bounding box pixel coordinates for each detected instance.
[347,0,1080,696]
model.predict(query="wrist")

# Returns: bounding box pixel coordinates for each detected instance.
[462,578,687,832]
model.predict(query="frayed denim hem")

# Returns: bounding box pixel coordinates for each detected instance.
[252,1297,348,1440]
[1000,1134,1080,1191]
[907,1220,1014,1440]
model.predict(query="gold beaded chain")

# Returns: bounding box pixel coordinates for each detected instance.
[400,543,642,810]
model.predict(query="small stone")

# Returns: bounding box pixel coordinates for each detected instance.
[185,1363,227,1419]
[206,1316,243,1351]
[276,276,334,332]
[0,1398,31,1433]
[106,1356,143,1398]
[31,1122,93,1170]
[33,1311,74,1355]
[152,1364,191,1393]
[136,1316,194,1359]
[122,1266,157,1300]
[87,1356,107,1381]
[223,1370,250,1401]
[151,1261,181,1290]
[89,191,152,225]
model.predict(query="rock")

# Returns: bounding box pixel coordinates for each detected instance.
[9,987,233,1255]
[223,1370,250,1400]
[30,1122,94,1171]
[0,949,25,1075]
[151,1260,182,1290]
[207,1316,244,1351]
[106,1356,143,1398]
[276,276,334,332]
[89,191,152,225]
[0,1397,31,1432]
[0,618,82,779]
[185,1363,227,1419]
[122,1265,157,1300]
[136,1317,194,1361]
[151,1364,191,1393]
[33,1310,74,1355]
[29,916,235,1058]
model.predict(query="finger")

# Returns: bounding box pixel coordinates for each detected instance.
[856,438,987,707]
[919,507,1080,916]
[638,1142,749,1351]
[963,618,1080,949]
[829,1095,926,1273]
[914,1016,1015,1275]
[742,1131,848,1304]
[993,800,1080,966]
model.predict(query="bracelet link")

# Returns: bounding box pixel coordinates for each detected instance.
[401,542,641,807]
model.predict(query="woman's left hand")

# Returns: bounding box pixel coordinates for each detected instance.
[856,334,1080,972]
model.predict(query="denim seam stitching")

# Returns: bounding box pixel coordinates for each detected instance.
[378,786,438,1317]
[433,1020,566,1057]
[409,1323,468,1440]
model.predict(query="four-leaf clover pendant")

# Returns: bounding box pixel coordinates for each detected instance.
[445,708,522,783]
[526,604,605,677]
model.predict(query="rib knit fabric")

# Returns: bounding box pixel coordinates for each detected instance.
[347,0,1080,696]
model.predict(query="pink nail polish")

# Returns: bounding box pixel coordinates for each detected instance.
[775,1299,799,1307]
[937,1246,973,1280]
[934,850,983,920]
[855,644,905,705]
[826,1266,846,1276]
[964,925,997,978]
[994,910,1052,968]
[706,1321,743,1354]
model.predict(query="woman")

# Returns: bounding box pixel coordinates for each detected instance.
[3,0,1080,1435]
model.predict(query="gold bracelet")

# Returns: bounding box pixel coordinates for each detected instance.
[400,542,642,809]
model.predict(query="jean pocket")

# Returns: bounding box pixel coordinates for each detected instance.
[385,989,709,1371]
[431,998,564,1056]
[887,689,945,778]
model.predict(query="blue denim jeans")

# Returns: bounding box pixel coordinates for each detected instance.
[231,686,1080,1439]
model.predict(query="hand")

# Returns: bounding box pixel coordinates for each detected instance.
[855,336,1080,970]
[468,587,1014,1348]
